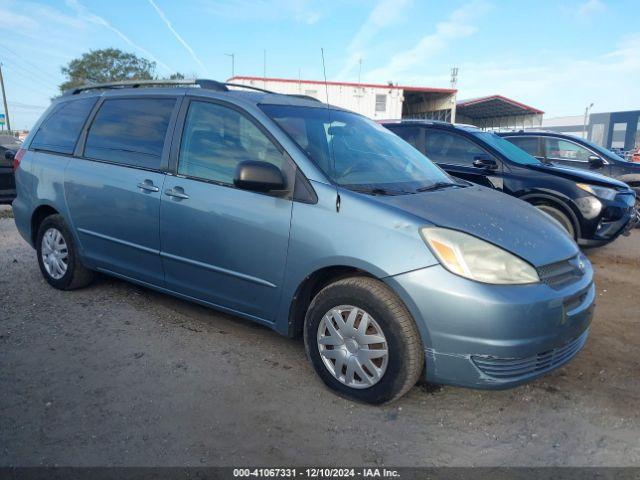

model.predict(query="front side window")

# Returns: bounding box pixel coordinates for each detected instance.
[544,138,592,162]
[425,130,488,166]
[261,105,454,194]
[505,136,540,157]
[178,101,284,185]
[31,98,97,154]
[85,98,176,169]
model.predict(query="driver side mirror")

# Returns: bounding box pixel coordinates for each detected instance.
[473,154,498,170]
[588,155,604,169]
[234,160,286,193]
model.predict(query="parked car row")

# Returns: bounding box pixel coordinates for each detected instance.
[8,79,633,403]
[0,135,21,205]
[382,121,637,246]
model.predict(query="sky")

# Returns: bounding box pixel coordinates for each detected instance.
[0,0,639,130]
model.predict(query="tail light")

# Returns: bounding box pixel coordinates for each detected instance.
[12,148,26,172]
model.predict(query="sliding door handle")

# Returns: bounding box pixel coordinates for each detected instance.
[137,180,160,192]
[165,187,190,200]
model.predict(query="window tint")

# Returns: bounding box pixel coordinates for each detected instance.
[544,138,592,162]
[178,101,284,184]
[424,130,487,166]
[506,136,539,156]
[85,98,175,169]
[388,126,424,153]
[31,98,97,154]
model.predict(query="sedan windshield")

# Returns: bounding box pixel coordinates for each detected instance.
[260,105,456,194]
[473,131,541,166]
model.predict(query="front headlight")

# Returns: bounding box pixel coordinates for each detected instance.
[420,227,540,285]
[576,183,617,201]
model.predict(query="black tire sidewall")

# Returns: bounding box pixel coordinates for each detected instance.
[36,215,78,290]
[304,281,416,405]
[536,204,576,239]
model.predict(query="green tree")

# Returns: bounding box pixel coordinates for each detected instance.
[59,48,156,92]
[168,72,185,80]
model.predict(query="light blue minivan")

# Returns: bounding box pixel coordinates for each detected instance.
[12,80,594,404]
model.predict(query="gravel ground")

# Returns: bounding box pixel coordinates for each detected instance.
[0,213,639,467]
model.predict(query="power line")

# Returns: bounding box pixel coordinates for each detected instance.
[0,44,60,85]
[0,56,59,91]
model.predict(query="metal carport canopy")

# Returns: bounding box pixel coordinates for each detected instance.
[456,95,544,119]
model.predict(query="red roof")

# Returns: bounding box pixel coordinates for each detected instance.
[228,76,457,94]
[457,95,544,114]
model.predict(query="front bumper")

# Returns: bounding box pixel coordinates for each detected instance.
[579,192,637,247]
[385,261,594,389]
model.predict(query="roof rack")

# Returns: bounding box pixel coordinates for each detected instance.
[64,78,292,96]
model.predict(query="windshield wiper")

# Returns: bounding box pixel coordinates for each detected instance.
[415,181,461,193]
[349,186,407,196]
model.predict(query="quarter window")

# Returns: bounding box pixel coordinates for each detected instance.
[178,101,284,185]
[84,98,176,169]
[31,98,97,154]
[544,138,592,162]
[424,130,488,166]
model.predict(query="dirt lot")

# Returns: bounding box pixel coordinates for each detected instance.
[1,210,639,467]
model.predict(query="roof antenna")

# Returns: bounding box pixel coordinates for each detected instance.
[321,48,339,212]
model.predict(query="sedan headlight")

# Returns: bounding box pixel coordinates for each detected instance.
[420,227,539,285]
[576,183,617,201]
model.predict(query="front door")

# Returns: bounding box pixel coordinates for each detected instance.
[423,129,504,189]
[160,99,293,322]
[543,137,610,175]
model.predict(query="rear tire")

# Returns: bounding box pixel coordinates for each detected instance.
[36,214,94,290]
[304,276,423,404]
[535,204,576,239]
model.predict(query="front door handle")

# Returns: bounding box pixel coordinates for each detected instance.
[137,179,160,192]
[165,187,190,200]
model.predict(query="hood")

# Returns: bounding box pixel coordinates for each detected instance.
[528,163,629,189]
[374,185,578,267]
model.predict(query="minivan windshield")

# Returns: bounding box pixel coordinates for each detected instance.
[472,131,541,166]
[261,105,456,194]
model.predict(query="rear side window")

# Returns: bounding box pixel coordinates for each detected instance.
[31,98,97,154]
[506,136,540,156]
[424,130,487,166]
[388,126,425,153]
[84,98,176,169]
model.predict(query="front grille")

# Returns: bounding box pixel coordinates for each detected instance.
[472,330,588,380]
[537,255,585,289]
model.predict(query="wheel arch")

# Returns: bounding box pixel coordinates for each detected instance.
[286,265,377,338]
[30,204,60,245]
[519,192,582,239]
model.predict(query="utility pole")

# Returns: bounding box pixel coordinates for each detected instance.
[357,58,362,85]
[263,49,267,87]
[583,102,594,139]
[225,53,235,79]
[0,63,11,133]
[450,66,459,124]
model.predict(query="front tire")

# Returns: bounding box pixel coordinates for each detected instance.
[535,204,576,239]
[36,214,94,290]
[304,277,423,404]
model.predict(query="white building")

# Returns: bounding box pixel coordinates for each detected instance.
[229,76,458,122]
